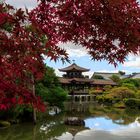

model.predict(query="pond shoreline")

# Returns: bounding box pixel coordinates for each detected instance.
[0,103,140,140]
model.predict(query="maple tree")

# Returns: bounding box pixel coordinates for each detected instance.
[31,0,140,65]
[0,3,44,111]
[1,0,140,111]
[0,3,67,111]
[36,66,67,108]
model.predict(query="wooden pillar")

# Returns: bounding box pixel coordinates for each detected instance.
[79,96,81,103]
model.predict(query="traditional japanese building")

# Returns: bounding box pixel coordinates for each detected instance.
[59,63,93,95]
[91,72,118,89]
[92,72,121,80]
[129,73,140,79]
[58,63,117,102]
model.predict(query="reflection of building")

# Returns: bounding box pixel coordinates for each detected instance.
[58,63,117,101]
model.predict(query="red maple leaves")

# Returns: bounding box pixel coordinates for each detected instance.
[31,0,140,65]
[0,3,46,111]
[0,13,8,26]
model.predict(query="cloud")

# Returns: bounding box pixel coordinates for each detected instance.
[54,69,63,77]
[124,54,140,68]
[94,123,100,127]
[58,42,89,58]
[96,69,119,73]
[6,0,37,9]
[83,71,94,78]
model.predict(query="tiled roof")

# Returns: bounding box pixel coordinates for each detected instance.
[91,72,121,80]
[59,63,89,72]
[58,77,92,84]
[58,77,70,84]
[120,75,131,79]
[59,77,117,85]
[129,73,140,79]
[92,79,117,85]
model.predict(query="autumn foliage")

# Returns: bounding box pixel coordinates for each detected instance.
[0,4,46,111]
[31,0,140,65]
[1,0,140,111]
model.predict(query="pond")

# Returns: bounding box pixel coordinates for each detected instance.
[0,102,140,140]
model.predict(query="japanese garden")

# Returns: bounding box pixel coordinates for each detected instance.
[1,0,140,140]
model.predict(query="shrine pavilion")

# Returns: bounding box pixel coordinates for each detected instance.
[58,63,117,102]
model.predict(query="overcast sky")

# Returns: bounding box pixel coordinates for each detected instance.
[6,0,38,9]
[5,0,140,77]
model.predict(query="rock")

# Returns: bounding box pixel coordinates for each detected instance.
[64,117,85,126]
[0,121,11,128]
[49,106,61,116]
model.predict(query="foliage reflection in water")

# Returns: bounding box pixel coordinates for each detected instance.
[0,103,140,140]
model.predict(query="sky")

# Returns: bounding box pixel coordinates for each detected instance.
[5,0,140,77]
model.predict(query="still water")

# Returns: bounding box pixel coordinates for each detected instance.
[0,103,140,140]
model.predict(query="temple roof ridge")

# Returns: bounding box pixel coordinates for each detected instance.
[59,63,90,72]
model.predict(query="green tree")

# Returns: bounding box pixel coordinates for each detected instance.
[120,78,140,89]
[103,85,112,91]
[46,87,68,108]
[107,87,135,100]
[36,66,68,108]
[89,88,103,95]
[119,71,125,75]
[121,83,137,91]
[135,90,140,99]
[124,98,140,109]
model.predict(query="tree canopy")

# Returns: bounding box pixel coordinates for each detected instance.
[36,66,68,108]
[110,74,121,83]
[31,0,140,65]
[0,4,46,111]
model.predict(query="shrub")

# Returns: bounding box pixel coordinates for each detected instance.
[96,95,105,103]
[46,87,68,108]
[120,78,140,89]
[121,83,137,91]
[36,66,68,109]
[135,90,140,99]
[124,98,140,109]
[103,96,114,104]
[89,89,103,95]
[108,87,135,99]
[113,101,125,108]
[96,95,118,104]
[96,87,135,105]
[103,85,112,91]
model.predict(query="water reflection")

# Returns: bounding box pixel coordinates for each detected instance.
[85,116,140,131]
[56,116,140,140]
[75,128,140,140]
[57,102,140,140]
[1,103,140,140]
[85,117,122,131]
